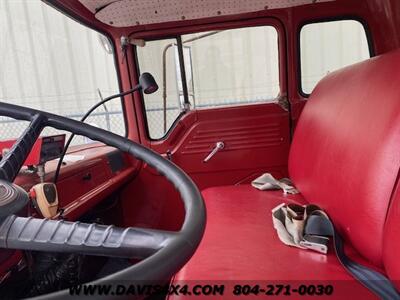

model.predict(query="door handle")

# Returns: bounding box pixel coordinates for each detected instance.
[203,141,225,163]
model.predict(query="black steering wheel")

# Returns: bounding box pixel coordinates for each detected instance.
[0,102,206,299]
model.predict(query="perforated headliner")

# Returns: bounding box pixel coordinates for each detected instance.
[78,0,334,27]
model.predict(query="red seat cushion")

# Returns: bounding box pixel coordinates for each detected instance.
[170,186,377,299]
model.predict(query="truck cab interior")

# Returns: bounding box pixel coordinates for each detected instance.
[0,0,399,299]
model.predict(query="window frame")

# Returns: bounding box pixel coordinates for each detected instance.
[134,34,186,141]
[133,18,286,141]
[297,17,375,98]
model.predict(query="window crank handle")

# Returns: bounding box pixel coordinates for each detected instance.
[203,141,225,163]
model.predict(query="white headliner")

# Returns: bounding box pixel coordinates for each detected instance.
[79,0,334,27]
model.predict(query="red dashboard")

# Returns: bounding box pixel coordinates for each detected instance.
[0,143,138,282]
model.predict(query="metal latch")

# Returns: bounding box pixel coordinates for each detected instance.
[299,234,329,254]
[203,141,224,163]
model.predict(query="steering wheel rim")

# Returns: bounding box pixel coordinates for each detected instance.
[0,102,206,299]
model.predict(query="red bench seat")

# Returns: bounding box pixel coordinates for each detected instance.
[170,49,400,299]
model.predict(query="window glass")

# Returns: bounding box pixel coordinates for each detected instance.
[300,20,370,94]
[137,26,280,139]
[136,38,182,139]
[0,0,124,145]
[182,26,280,108]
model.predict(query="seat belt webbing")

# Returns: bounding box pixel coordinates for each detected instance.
[305,214,400,300]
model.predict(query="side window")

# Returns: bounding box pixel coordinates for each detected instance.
[136,26,280,140]
[300,20,371,94]
[181,27,280,109]
[0,0,124,145]
[136,38,182,140]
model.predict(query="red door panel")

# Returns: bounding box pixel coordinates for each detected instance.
[150,102,290,190]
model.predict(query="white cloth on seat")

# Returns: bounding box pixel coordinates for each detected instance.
[251,173,299,194]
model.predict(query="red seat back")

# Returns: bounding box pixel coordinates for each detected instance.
[289,49,400,267]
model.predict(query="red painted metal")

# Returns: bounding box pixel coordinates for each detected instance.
[151,103,290,189]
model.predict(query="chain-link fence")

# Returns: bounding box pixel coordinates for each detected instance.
[0,110,125,146]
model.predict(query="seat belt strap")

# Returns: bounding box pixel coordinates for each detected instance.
[305,215,400,300]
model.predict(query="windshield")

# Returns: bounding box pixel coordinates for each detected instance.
[0,0,125,145]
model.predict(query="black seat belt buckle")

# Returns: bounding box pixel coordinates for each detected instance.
[300,234,329,254]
